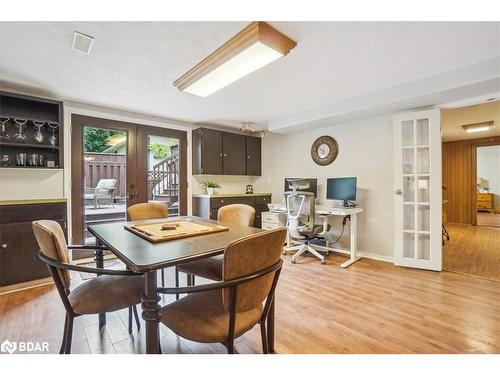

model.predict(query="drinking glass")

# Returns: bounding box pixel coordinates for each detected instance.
[13,118,27,143]
[48,123,58,146]
[0,117,10,141]
[33,121,45,143]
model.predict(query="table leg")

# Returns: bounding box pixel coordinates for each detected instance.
[142,271,161,354]
[94,240,106,330]
[267,299,275,353]
[340,214,361,268]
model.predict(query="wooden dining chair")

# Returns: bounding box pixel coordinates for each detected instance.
[175,204,255,297]
[33,220,144,354]
[127,202,169,286]
[158,228,286,354]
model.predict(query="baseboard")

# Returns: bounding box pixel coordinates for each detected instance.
[0,277,53,296]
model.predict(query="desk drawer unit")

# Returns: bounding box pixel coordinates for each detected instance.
[477,193,494,211]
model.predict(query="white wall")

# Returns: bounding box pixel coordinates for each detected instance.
[192,175,263,195]
[0,169,64,200]
[254,115,394,258]
[477,145,500,211]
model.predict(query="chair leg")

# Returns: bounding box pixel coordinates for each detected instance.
[132,305,141,331]
[64,315,74,354]
[59,314,70,354]
[175,267,180,300]
[260,320,269,354]
[128,306,133,334]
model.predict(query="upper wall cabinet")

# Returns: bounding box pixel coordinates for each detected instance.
[0,91,64,169]
[192,127,262,176]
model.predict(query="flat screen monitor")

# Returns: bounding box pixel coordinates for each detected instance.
[326,177,357,205]
[284,178,318,197]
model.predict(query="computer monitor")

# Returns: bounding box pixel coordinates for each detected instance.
[326,177,357,206]
[284,178,317,197]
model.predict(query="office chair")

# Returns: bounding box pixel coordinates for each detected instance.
[282,180,329,264]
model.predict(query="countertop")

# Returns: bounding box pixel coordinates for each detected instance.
[192,193,272,198]
[0,198,67,206]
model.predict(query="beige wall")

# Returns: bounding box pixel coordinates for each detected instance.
[442,101,500,142]
[254,115,394,259]
[192,175,262,195]
[0,169,64,200]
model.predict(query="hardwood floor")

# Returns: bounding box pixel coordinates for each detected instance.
[443,223,500,281]
[0,253,499,354]
[477,212,500,228]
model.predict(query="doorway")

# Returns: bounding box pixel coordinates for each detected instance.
[475,144,500,228]
[71,115,187,257]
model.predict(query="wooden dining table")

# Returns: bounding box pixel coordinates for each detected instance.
[87,215,276,354]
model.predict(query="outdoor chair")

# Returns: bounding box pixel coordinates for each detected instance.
[85,179,118,209]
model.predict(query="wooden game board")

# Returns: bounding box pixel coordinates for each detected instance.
[124,219,229,243]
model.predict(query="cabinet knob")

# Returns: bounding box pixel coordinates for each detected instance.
[219,153,223,157]
[224,154,227,157]
[1,243,6,249]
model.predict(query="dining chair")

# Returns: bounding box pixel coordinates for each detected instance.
[33,220,144,354]
[127,202,169,287]
[175,204,255,298]
[158,227,286,354]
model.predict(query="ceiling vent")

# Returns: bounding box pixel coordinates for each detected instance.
[72,31,94,55]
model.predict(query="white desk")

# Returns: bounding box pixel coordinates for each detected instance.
[316,207,363,268]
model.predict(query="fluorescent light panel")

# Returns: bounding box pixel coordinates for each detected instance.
[462,121,494,133]
[174,22,296,97]
[183,42,283,97]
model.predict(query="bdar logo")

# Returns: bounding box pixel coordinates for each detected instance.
[1,339,17,354]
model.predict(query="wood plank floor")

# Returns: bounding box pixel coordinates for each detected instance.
[443,223,500,281]
[477,212,500,228]
[0,253,499,354]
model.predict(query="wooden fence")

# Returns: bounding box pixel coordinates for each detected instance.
[84,152,127,198]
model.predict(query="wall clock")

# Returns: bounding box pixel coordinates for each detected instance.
[310,136,339,166]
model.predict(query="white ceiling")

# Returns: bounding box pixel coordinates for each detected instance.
[1,22,499,132]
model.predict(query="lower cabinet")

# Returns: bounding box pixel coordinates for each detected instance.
[192,194,271,229]
[0,202,67,286]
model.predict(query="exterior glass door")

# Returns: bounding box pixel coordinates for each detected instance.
[394,109,442,270]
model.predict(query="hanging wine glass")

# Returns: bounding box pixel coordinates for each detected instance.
[33,121,45,144]
[13,118,27,143]
[0,117,10,141]
[48,122,59,147]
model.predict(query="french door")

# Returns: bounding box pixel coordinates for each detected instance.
[71,115,187,256]
[393,109,442,271]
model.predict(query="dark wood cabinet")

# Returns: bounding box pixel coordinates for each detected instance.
[0,201,67,286]
[192,194,271,228]
[192,128,223,175]
[192,127,262,176]
[222,132,246,175]
[246,136,261,176]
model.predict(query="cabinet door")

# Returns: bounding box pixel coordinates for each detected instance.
[223,132,246,175]
[200,128,223,175]
[246,136,262,176]
[0,221,55,286]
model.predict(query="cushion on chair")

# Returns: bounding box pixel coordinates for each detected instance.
[69,275,144,315]
[298,224,324,238]
[176,255,223,281]
[160,290,262,343]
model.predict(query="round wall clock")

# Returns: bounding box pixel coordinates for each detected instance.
[310,136,339,166]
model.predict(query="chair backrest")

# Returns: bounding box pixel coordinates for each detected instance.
[127,202,169,221]
[285,191,315,238]
[222,228,286,312]
[218,204,256,227]
[96,179,118,190]
[32,220,71,289]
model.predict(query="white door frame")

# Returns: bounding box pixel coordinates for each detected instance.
[393,109,442,271]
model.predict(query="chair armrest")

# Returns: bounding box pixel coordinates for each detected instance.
[38,251,141,276]
[85,187,96,194]
[158,260,283,295]
[67,245,108,251]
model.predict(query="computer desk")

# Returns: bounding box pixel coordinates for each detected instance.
[315,206,364,268]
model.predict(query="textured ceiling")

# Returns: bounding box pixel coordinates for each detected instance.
[0,22,499,130]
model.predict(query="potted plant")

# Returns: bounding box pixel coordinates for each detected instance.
[200,180,220,195]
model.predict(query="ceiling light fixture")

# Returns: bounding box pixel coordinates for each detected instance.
[173,22,297,97]
[462,121,494,133]
[72,31,94,55]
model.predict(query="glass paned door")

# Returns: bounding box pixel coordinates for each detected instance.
[393,110,442,270]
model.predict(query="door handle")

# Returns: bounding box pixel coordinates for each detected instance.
[395,189,402,195]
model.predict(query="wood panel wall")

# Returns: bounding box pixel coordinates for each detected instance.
[442,140,472,224]
[442,136,500,224]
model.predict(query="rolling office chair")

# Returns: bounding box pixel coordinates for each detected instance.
[282,179,329,264]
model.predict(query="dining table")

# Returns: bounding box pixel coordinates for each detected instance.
[87,215,276,354]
